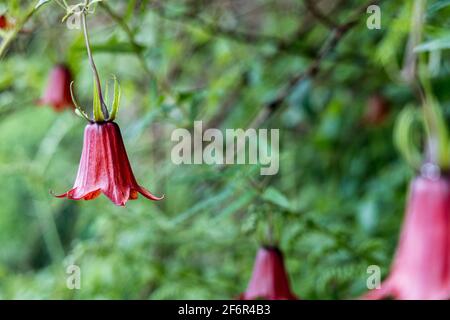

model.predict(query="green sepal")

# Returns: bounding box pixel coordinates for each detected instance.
[423,96,450,170]
[104,80,109,108]
[92,78,105,122]
[70,81,91,121]
[394,106,423,171]
[108,76,121,121]
[418,65,450,170]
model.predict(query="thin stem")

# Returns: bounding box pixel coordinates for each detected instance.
[305,0,339,29]
[81,11,109,119]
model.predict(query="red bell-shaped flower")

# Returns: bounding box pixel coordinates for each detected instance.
[38,64,74,111]
[0,15,9,29]
[240,246,298,300]
[365,173,450,300]
[55,122,163,206]
[363,94,390,125]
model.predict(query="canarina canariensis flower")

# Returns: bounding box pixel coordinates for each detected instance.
[363,94,390,125]
[38,64,74,111]
[0,15,8,29]
[52,69,163,207]
[55,122,163,206]
[365,169,450,300]
[55,11,163,206]
[240,246,297,300]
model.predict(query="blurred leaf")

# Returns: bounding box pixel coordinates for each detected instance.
[35,0,51,10]
[428,0,450,14]
[262,187,291,210]
[73,37,145,54]
[415,36,450,52]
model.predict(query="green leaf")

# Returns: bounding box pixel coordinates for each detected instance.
[172,187,235,225]
[212,190,256,221]
[92,80,104,122]
[415,36,450,52]
[72,37,145,54]
[428,0,450,14]
[262,187,291,210]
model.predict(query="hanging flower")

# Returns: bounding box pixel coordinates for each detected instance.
[365,167,450,300]
[0,14,15,30]
[0,15,9,29]
[55,9,163,206]
[55,121,163,206]
[38,64,74,111]
[240,246,298,300]
[363,94,390,125]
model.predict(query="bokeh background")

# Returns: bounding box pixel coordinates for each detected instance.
[0,0,447,299]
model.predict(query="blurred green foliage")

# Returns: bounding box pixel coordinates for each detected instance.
[0,0,448,299]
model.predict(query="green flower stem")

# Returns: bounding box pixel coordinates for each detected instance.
[81,9,109,120]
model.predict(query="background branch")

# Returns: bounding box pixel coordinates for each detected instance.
[250,0,382,128]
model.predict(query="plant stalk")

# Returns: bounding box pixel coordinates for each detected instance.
[81,10,109,119]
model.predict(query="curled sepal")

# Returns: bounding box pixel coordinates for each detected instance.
[419,71,450,170]
[92,77,105,122]
[394,106,423,171]
[108,76,121,121]
[423,96,450,170]
[62,3,84,23]
[70,81,90,121]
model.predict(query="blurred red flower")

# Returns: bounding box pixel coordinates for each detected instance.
[0,14,15,30]
[363,94,390,125]
[55,122,163,206]
[38,64,74,111]
[365,173,450,300]
[0,15,8,29]
[240,246,298,300]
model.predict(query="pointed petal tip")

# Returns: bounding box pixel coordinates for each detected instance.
[52,188,102,201]
[154,194,165,201]
[144,192,165,201]
[362,282,392,300]
[137,186,165,201]
[109,199,127,207]
[50,189,68,198]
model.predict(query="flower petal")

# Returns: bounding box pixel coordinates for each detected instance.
[137,185,164,201]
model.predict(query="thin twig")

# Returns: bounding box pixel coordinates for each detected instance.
[250,0,381,128]
[81,10,109,119]
[147,0,313,57]
[304,0,340,29]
